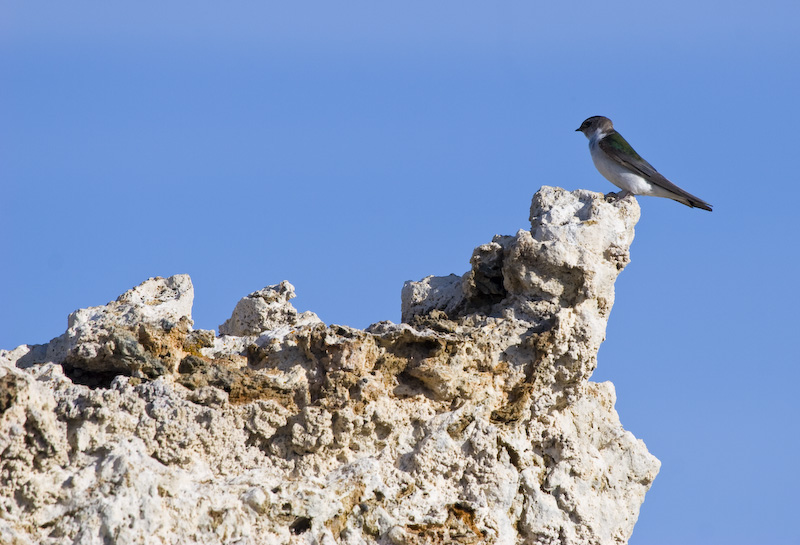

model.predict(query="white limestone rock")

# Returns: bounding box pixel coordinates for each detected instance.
[0,186,659,545]
[219,280,322,337]
[7,275,195,379]
[400,273,464,323]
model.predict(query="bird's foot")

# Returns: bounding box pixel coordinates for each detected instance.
[604,190,633,203]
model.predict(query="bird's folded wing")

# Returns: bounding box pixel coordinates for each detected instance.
[599,132,698,198]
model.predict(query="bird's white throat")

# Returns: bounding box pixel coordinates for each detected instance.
[587,128,610,145]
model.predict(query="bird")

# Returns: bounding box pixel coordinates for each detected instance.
[576,116,712,211]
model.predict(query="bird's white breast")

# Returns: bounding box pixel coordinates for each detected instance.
[588,137,655,195]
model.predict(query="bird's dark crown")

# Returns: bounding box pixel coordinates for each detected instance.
[576,116,614,134]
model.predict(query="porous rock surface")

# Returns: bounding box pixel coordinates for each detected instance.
[0,186,659,545]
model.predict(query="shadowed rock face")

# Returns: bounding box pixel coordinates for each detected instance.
[0,186,658,545]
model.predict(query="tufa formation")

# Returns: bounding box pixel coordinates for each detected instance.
[0,186,659,545]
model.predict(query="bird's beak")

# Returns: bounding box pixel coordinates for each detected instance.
[575,128,581,132]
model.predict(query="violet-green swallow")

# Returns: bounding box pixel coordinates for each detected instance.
[576,116,712,211]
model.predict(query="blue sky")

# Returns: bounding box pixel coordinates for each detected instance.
[2,2,799,544]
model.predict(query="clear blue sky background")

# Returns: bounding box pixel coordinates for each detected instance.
[2,3,798,544]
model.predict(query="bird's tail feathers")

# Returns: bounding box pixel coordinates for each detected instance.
[675,195,713,211]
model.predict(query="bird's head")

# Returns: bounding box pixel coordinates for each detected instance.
[576,116,614,140]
